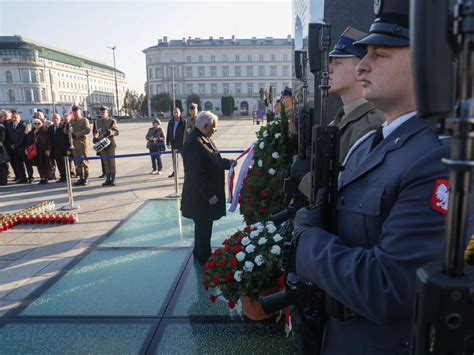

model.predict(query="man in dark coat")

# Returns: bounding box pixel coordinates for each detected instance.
[47,113,69,183]
[5,110,29,183]
[181,111,235,263]
[0,113,9,185]
[166,107,185,178]
[292,1,474,353]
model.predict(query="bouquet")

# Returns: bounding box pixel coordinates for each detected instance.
[204,221,285,308]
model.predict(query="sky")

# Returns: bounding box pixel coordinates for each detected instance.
[0,0,293,94]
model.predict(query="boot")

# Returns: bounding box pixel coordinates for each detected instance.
[98,173,106,178]
[109,173,116,186]
[102,174,111,186]
[73,176,84,186]
[83,172,89,186]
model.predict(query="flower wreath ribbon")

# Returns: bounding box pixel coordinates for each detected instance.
[227,144,255,212]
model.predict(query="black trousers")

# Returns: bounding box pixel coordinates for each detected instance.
[54,156,66,180]
[192,216,214,263]
[10,151,26,180]
[0,163,8,184]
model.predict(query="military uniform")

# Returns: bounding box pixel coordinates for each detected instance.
[293,1,474,353]
[70,109,91,185]
[184,103,198,143]
[94,106,119,186]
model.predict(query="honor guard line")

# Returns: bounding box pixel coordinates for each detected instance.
[61,148,245,211]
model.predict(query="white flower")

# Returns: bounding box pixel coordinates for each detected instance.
[271,151,279,159]
[259,141,265,149]
[243,261,255,272]
[251,222,264,229]
[274,133,281,139]
[245,244,256,253]
[234,270,243,282]
[236,251,246,262]
[258,237,267,245]
[263,130,269,137]
[257,159,263,168]
[268,168,276,176]
[257,224,264,232]
[266,224,277,234]
[241,237,251,246]
[249,230,260,239]
[271,245,281,255]
[254,255,265,266]
[273,234,283,242]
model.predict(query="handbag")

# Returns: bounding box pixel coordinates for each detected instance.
[158,140,166,152]
[26,134,39,160]
[146,140,153,149]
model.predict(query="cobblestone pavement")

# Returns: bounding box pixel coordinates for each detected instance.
[0,118,261,316]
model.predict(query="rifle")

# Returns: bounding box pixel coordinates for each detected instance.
[261,22,336,354]
[411,1,474,353]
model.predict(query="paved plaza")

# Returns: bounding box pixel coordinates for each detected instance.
[0,119,259,316]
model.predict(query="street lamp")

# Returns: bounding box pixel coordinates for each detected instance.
[107,46,120,116]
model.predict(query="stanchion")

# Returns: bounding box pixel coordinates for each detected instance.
[170,148,180,198]
[61,156,80,210]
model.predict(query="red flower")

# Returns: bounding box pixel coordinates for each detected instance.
[278,273,285,288]
[209,294,217,303]
[248,196,254,205]
[229,258,237,267]
[213,249,222,257]
[255,170,263,177]
[246,184,252,192]
[233,245,241,254]
[224,273,233,282]
[243,226,251,233]
[237,235,243,243]
[213,276,219,285]
[259,190,269,199]
[206,260,215,269]
[228,300,236,309]
[224,245,231,252]
[223,238,230,245]
[203,282,209,290]
[258,207,266,215]
[217,259,226,268]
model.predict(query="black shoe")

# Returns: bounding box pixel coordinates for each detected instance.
[168,172,174,178]
[109,174,115,186]
[28,177,34,183]
[56,178,67,183]
[16,178,28,184]
[38,179,48,185]
[73,179,84,186]
[82,179,89,185]
[102,174,111,186]
[98,173,106,178]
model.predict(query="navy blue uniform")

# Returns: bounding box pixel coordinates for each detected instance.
[295,116,474,354]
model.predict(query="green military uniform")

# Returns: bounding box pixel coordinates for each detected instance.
[94,117,119,174]
[184,116,196,143]
[70,115,91,184]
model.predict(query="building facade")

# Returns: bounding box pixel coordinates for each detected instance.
[0,36,127,118]
[143,36,293,116]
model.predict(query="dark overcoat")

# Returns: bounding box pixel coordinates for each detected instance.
[47,124,69,159]
[26,130,51,166]
[295,116,474,354]
[5,121,28,153]
[166,118,186,150]
[181,128,231,221]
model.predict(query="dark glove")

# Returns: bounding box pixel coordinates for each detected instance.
[294,188,328,229]
[290,305,323,353]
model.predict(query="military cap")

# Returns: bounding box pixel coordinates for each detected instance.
[188,103,198,110]
[11,109,18,114]
[329,27,368,58]
[71,105,79,111]
[99,105,109,112]
[37,109,43,113]
[354,0,410,47]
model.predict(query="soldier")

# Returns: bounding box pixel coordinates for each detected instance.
[184,103,198,143]
[298,26,385,198]
[93,105,119,186]
[292,0,473,353]
[70,106,91,186]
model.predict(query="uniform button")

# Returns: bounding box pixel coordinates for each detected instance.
[400,340,409,348]
[340,196,344,205]
[359,202,363,208]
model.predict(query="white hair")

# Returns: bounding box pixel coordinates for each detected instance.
[196,111,218,129]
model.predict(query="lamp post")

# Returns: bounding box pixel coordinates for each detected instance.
[107,46,120,116]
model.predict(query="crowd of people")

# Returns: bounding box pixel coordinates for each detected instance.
[0,102,201,187]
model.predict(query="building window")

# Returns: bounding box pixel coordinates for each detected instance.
[186,84,193,94]
[186,67,192,77]
[31,70,37,83]
[186,56,191,62]
[234,66,241,77]
[39,70,44,82]
[25,88,32,102]
[223,66,229,77]
[259,54,264,61]
[210,66,217,77]
[156,84,162,94]
[8,89,15,102]
[199,55,204,62]
[235,83,241,94]
[21,69,29,82]
[270,65,277,76]
[223,83,229,94]
[150,85,155,95]
[258,66,265,77]
[247,83,253,95]
[211,55,216,62]
[271,54,276,61]
[283,65,289,76]
[246,66,253,77]
[148,68,153,79]
[283,54,289,61]
[6,71,12,83]
[41,88,47,101]
[235,55,240,62]
[155,67,162,78]
[248,55,252,61]
[199,83,205,94]
[211,83,217,95]
[198,66,205,78]
[223,55,228,62]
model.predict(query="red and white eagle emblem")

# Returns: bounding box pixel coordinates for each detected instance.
[431,179,450,215]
